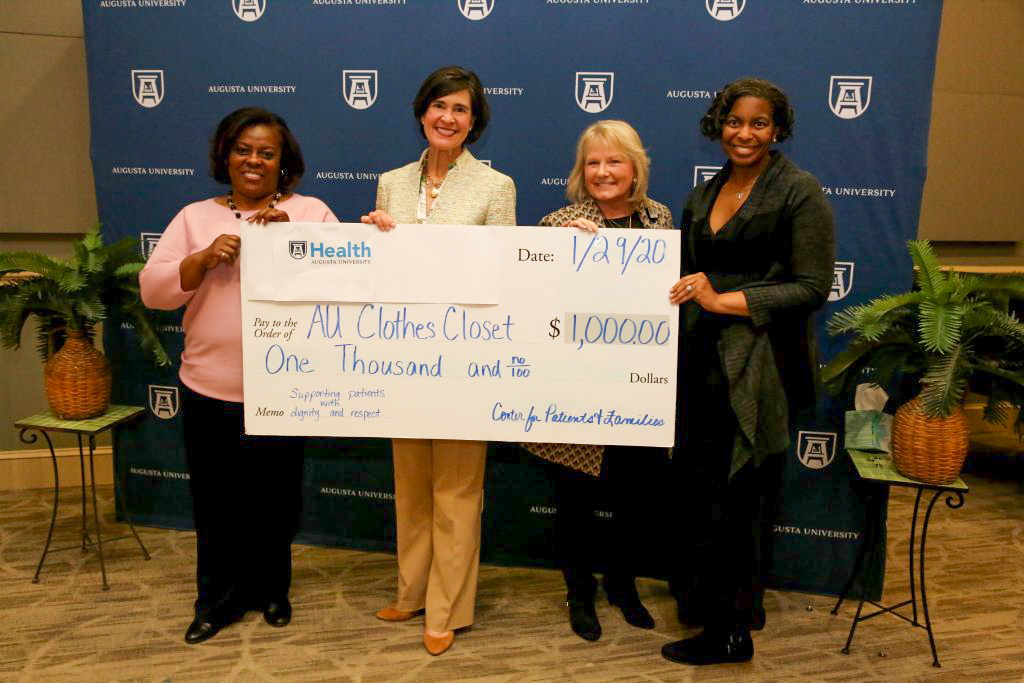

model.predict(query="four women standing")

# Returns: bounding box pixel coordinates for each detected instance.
[141,73,835,666]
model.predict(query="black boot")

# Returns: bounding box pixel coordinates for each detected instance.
[661,627,753,665]
[565,572,601,642]
[603,575,654,629]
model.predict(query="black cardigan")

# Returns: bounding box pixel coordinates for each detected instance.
[681,151,835,473]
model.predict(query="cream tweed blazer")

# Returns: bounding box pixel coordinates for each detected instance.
[375,148,517,225]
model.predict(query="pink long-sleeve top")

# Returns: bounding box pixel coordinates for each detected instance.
[140,194,337,403]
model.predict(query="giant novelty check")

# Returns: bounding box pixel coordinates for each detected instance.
[240,222,679,446]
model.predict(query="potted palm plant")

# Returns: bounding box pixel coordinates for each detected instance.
[822,240,1024,484]
[0,228,170,419]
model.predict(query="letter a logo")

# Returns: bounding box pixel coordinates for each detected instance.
[796,431,837,470]
[233,0,266,21]
[132,70,164,108]
[458,0,494,20]
[829,75,873,119]
[575,72,614,113]
[343,70,378,110]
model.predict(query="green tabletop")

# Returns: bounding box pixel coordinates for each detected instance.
[14,405,145,435]
[847,449,968,492]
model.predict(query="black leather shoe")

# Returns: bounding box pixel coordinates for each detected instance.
[567,597,601,642]
[603,576,655,629]
[263,598,292,627]
[185,612,237,645]
[661,628,754,665]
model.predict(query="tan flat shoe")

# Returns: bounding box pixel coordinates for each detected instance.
[423,629,454,655]
[375,606,421,621]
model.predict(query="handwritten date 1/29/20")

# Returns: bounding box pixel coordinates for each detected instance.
[572,234,668,274]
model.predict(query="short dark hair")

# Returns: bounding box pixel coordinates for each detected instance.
[412,66,490,145]
[209,107,305,191]
[699,78,795,142]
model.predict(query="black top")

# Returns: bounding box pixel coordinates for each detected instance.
[602,212,642,230]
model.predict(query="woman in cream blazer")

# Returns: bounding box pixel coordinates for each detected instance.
[361,65,515,656]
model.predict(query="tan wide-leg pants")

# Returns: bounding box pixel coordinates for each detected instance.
[391,438,487,633]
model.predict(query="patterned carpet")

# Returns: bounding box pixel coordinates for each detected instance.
[1,458,1022,683]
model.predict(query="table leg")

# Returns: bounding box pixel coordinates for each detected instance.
[78,434,90,552]
[86,436,109,591]
[918,489,966,668]
[841,599,866,655]
[23,429,59,584]
[908,489,923,625]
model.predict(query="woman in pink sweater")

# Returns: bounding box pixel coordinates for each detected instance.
[140,107,337,645]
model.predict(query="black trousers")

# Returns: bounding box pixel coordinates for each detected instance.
[554,445,668,591]
[673,334,781,631]
[181,384,305,615]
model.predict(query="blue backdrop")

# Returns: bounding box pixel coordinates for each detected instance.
[83,0,943,597]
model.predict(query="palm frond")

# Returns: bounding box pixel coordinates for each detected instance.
[919,345,969,416]
[114,262,144,277]
[917,299,962,353]
[0,252,71,279]
[123,303,171,367]
[826,292,922,338]
[908,239,945,299]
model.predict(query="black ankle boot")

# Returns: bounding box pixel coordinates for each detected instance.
[565,573,601,642]
[661,627,753,665]
[602,575,654,629]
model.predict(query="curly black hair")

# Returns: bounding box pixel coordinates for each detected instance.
[209,107,304,191]
[699,78,795,142]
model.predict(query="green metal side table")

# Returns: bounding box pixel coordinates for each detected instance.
[16,405,151,590]
[832,449,968,667]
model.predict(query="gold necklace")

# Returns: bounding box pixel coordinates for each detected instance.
[422,157,456,199]
[424,174,444,199]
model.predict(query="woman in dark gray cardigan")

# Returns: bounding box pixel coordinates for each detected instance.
[663,78,835,666]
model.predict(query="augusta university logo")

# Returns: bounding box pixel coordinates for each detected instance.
[706,0,745,21]
[131,70,164,108]
[289,240,307,259]
[343,70,378,110]
[829,76,872,119]
[829,261,855,302]
[458,0,494,20]
[140,232,162,260]
[575,72,614,113]
[233,0,266,21]
[148,385,180,420]
[796,431,837,470]
[693,165,722,187]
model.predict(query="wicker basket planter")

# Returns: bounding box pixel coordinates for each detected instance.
[43,329,112,420]
[890,397,969,485]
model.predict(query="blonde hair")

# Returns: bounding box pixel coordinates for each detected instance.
[566,120,650,208]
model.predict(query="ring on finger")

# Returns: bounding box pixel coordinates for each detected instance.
[686,284,694,292]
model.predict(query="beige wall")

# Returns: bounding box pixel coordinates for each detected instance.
[922,0,1024,264]
[1,0,1021,456]
[1,1,98,452]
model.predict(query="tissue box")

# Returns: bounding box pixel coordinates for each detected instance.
[844,410,893,453]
